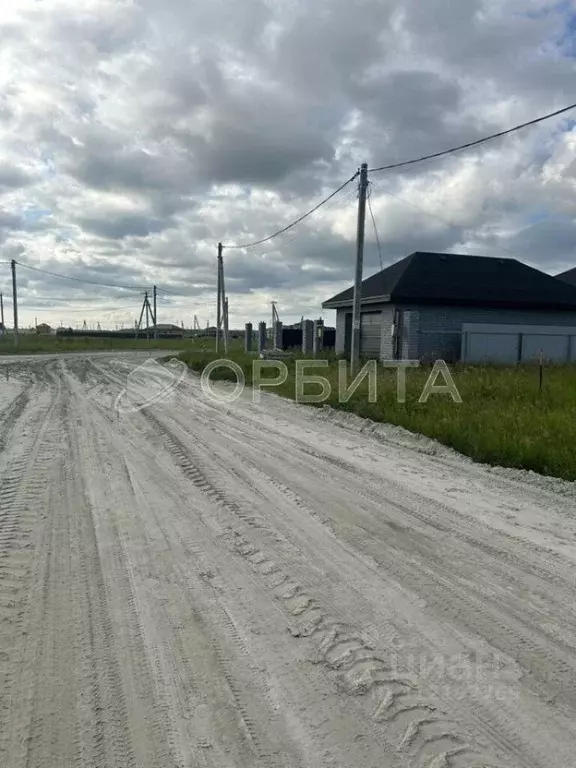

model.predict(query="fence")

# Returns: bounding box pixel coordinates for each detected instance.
[461,323,576,363]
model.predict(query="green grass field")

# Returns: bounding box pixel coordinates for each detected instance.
[179,347,576,482]
[0,334,196,355]
[4,332,574,481]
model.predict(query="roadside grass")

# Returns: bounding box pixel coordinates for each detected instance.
[0,334,228,356]
[179,348,576,482]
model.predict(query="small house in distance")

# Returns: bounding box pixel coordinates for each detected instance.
[145,323,184,338]
[322,251,576,363]
[35,323,52,335]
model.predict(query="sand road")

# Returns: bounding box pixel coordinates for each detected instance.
[0,354,575,768]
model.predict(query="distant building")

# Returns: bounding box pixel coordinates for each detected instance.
[36,323,52,335]
[145,323,184,337]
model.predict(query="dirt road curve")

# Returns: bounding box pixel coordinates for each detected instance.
[1,355,575,768]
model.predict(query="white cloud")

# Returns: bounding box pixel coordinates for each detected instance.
[0,0,576,327]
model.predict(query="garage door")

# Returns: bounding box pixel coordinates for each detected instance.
[360,312,382,358]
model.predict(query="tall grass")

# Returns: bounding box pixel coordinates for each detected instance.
[179,348,576,481]
[0,334,200,355]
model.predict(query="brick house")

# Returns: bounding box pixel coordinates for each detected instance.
[322,251,576,362]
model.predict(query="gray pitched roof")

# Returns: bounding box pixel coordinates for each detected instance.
[557,267,576,287]
[323,252,576,310]
[145,323,183,331]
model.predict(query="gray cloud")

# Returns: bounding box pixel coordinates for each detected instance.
[0,211,23,243]
[500,217,576,270]
[0,163,35,193]
[0,0,576,326]
[75,214,173,239]
[63,129,194,194]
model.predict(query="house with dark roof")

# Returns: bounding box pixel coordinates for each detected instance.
[322,252,576,363]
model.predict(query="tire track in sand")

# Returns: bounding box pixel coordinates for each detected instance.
[140,410,290,767]
[0,369,63,766]
[144,408,504,768]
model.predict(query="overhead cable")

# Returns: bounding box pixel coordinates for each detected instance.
[16,261,147,291]
[21,304,140,314]
[223,171,360,250]
[367,185,383,271]
[369,102,576,173]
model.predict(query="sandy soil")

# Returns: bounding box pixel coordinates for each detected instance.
[0,354,575,768]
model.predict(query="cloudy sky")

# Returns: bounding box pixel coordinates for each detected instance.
[1,0,576,329]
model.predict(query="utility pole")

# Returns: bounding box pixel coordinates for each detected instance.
[221,266,228,353]
[216,242,229,353]
[11,260,18,349]
[351,162,369,374]
[144,290,150,340]
[135,293,146,339]
[223,298,229,354]
[216,242,223,352]
[0,292,4,336]
[153,285,158,340]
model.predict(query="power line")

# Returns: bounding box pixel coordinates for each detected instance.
[14,260,189,298]
[16,261,147,291]
[250,186,359,259]
[369,177,535,263]
[21,304,140,313]
[155,288,219,303]
[15,295,135,303]
[3,100,575,309]
[156,286,212,297]
[155,286,181,295]
[253,233,301,258]
[223,171,359,250]
[220,101,576,253]
[367,185,383,271]
[369,101,576,173]
[370,179,463,230]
